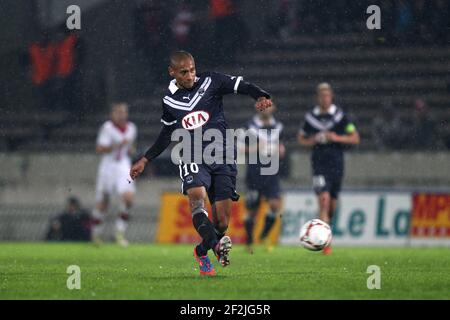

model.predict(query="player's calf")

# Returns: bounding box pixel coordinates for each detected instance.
[244,216,255,253]
[244,216,255,242]
[115,197,132,247]
[192,206,219,255]
[260,212,277,240]
[213,220,228,240]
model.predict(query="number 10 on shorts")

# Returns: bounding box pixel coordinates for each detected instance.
[179,163,199,177]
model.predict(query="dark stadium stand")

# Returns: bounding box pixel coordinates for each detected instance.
[225,34,450,150]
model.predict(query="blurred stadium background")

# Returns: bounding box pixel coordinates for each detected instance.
[0,0,449,246]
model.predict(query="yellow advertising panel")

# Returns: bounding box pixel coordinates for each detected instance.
[156,192,281,244]
[411,193,450,237]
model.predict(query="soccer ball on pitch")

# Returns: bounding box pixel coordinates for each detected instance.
[299,219,332,251]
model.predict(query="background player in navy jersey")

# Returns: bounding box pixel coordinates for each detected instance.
[297,83,360,255]
[240,105,285,254]
[130,51,273,276]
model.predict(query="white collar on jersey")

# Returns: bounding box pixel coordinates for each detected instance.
[168,77,200,94]
[253,114,276,127]
[313,104,337,116]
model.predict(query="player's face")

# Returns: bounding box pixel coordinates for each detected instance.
[169,58,196,90]
[111,105,128,124]
[260,105,275,120]
[317,90,333,108]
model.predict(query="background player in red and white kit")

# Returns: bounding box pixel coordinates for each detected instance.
[92,102,137,247]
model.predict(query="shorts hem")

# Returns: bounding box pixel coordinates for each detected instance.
[182,183,206,195]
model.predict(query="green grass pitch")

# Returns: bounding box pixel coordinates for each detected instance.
[0,243,449,299]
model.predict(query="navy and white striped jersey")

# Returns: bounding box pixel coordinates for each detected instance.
[161,71,240,131]
[157,71,270,163]
[243,114,284,173]
[300,104,356,174]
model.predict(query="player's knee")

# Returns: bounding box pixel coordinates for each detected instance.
[189,198,205,215]
[319,192,331,203]
[188,187,207,209]
[269,198,282,213]
[96,201,108,212]
[121,193,134,207]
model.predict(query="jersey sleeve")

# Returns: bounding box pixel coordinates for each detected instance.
[211,71,271,100]
[344,116,357,134]
[277,122,285,143]
[160,101,177,126]
[144,103,177,161]
[144,124,175,161]
[211,71,243,95]
[338,113,357,134]
[131,123,138,142]
[96,124,111,147]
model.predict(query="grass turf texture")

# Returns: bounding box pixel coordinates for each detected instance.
[0,243,449,299]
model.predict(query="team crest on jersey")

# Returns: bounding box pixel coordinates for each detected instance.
[182,111,210,130]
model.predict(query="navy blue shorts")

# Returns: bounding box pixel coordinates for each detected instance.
[312,171,343,199]
[245,175,281,210]
[178,162,238,204]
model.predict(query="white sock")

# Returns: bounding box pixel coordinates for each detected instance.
[92,208,105,238]
[116,200,130,235]
[115,217,128,234]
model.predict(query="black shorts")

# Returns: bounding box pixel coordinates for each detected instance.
[245,175,281,210]
[312,171,343,199]
[178,162,239,204]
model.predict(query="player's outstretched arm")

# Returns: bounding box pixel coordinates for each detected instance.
[130,125,173,180]
[216,72,273,111]
[237,79,273,111]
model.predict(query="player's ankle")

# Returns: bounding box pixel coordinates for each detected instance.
[213,242,220,255]
[195,244,208,257]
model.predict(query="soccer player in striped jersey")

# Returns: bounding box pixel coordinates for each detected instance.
[130,51,273,275]
[241,105,285,253]
[298,83,360,255]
